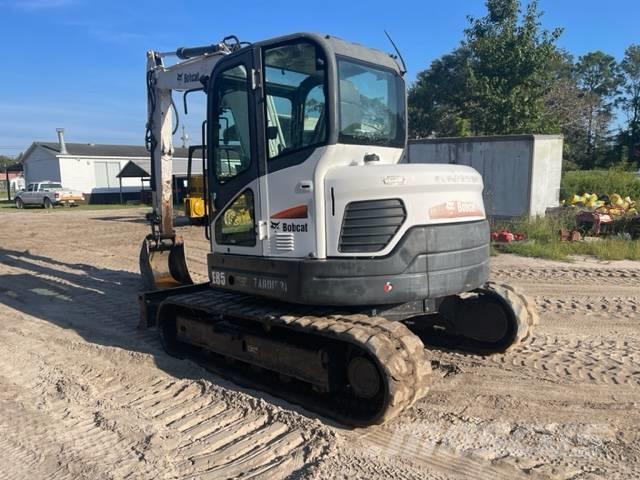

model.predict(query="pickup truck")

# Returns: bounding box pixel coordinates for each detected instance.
[15,181,85,209]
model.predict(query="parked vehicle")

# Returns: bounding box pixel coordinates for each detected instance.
[15,181,84,209]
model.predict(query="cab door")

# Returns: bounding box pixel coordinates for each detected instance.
[23,183,36,204]
[208,48,266,256]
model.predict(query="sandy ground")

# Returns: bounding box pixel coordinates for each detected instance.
[0,208,638,480]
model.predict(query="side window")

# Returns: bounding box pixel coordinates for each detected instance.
[265,95,293,158]
[214,65,252,183]
[303,85,325,145]
[263,42,327,160]
[215,190,256,246]
[27,184,34,192]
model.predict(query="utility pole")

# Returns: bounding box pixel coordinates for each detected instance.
[180,126,189,149]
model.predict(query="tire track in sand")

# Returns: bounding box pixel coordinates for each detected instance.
[0,307,331,480]
[431,335,640,387]
[491,266,640,286]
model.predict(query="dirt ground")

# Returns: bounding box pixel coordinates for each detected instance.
[0,208,638,480]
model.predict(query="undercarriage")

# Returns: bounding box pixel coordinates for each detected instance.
[140,282,537,426]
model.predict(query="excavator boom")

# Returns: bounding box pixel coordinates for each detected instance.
[140,38,238,290]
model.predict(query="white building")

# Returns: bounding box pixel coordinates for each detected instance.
[21,129,191,203]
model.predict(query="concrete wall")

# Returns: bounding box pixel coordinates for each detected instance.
[529,137,563,216]
[408,135,563,217]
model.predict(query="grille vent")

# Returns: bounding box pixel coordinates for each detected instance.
[275,232,295,251]
[339,199,406,253]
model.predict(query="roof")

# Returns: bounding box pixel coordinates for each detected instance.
[34,142,190,158]
[117,160,151,178]
[117,158,203,178]
[250,32,403,75]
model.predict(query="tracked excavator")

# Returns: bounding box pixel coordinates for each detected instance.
[138,33,538,426]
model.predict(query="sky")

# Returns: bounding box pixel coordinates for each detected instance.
[0,0,639,157]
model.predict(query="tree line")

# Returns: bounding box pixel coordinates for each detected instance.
[408,0,640,170]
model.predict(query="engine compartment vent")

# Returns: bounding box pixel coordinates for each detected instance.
[275,232,295,252]
[339,198,406,253]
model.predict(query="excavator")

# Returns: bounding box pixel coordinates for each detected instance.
[138,32,538,426]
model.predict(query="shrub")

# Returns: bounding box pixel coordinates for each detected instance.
[560,170,640,200]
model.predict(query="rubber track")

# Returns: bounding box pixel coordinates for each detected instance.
[483,281,539,352]
[164,290,433,425]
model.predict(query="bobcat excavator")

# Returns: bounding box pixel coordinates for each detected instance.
[139,32,538,426]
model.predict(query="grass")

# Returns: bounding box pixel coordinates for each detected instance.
[494,214,640,261]
[561,169,640,200]
[0,200,147,212]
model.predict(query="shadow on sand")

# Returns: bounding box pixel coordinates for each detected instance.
[0,247,345,427]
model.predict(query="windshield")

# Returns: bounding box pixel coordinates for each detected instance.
[337,58,405,148]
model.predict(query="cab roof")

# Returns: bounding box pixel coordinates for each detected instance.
[254,32,403,75]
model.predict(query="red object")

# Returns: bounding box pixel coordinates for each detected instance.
[383,282,393,293]
[498,230,515,242]
[491,230,525,243]
[576,211,613,236]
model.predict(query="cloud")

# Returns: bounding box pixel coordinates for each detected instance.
[5,0,77,10]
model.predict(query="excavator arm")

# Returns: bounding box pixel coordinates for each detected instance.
[140,38,239,290]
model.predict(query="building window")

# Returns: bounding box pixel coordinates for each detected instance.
[95,161,121,188]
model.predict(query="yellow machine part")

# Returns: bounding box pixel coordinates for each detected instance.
[185,196,205,218]
[184,175,205,218]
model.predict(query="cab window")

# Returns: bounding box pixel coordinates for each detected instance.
[213,65,252,183]
[263,42,327,160]
[215,190,256,246]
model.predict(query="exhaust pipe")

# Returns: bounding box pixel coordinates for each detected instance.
[56,128,68,154]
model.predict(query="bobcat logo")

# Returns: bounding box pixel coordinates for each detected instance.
[270,221,280,230]
[177,73,183,82]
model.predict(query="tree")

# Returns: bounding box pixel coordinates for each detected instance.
[574,51,623,168]
[539,51,599,168]
[408,48,471,137]
[543,76,592,168]
[0,155,19,171]
[462,0,563,134]
[620,44,640,165]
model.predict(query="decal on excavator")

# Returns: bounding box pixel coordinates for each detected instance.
[271,205,308,219]
[270,221,308,232]
[176,72,201,84]
[253,277,288,293]
[429,201,483,219]
[270,205,309,233]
